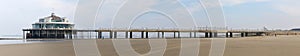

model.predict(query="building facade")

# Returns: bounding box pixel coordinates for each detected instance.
[24,13,74,39]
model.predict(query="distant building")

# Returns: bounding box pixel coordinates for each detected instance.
[32,13,74,29]
[23,13,74,39]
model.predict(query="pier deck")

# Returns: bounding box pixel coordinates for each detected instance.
[22,28,278,39]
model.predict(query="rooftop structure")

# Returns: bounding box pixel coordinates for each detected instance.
[32,13,74,29]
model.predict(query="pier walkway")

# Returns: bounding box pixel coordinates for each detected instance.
[22,27,275,39]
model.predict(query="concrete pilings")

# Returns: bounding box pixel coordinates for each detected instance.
[209,32,213,37]
[130,32,133,38]
[141,31,144,38]
[98,32,102,39]
[178,32,181,38]
[205,32,209,38]
[146,32,149,38]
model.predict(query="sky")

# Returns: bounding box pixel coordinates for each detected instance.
[0,0,300,35]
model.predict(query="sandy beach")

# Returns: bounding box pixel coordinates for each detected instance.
[1,35,300,56]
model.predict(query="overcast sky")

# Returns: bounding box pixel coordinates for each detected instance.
[1,0,300,35]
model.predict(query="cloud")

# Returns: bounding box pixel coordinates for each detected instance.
[221,0,270,6]
[221,0,300,16]
[271,0,300,16]
[37,0,78,19]
[95,0,126,27]
[97,0,201,27]
[276,5,300,16]
[0,0,78,35]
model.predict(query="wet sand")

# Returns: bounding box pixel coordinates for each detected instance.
[1,35,300,56]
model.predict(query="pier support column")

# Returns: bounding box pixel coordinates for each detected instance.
[130,32,133,38]
[205,32,209,38]
[245,32,248,37]
[194,32,197,38]
[64,31,72,39]
[230,32,233,37]
[46,30,49,38]
[98,32,102,39]
[241,33,245,37]
[38,30,41,38]
[114,32,117,38]
[146,32,149,38]
[89,31,92,39]
[189,32,192,38]
[73,31,76,39]
[174,32,176,38]
[64,31,67,39]
[226,32,229,37]
[209,32,213,38]
[109,31,113,38]
[162,32,165,38]
[178,32,181,38]
[72,31,74,39]
[141,31,144,38]
[74,31,77,39]
[157,32,160,38]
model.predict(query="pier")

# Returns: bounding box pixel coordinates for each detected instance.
[22,13,300,39]
[22,27,274,39]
